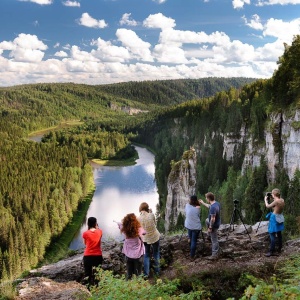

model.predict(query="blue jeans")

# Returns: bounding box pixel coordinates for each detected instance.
[187,229,200,257]
[143,240,160,276]
[269,231,282,253]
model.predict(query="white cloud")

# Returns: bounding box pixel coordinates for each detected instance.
[153,44,188,63]
[232,0,251,9]
[91,38,130,62]
[0,34,47,62]
[78,13,108,29]
[243,14,264,30]
[70,46,99,62]
[54,43,60,48]
[62,1,80,7]
[263,18,300,41]
[152,0,167,3]
[257,0,300,5]
[119,13,138,26]
[116,28,154,62]
[62,44,71,50]
[54,51,68,57]
[18,0,53,4]
[143,13,176,29]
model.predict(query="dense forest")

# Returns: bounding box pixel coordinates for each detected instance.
[0,77,253,282]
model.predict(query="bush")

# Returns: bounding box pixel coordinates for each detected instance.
[90,268,209,300]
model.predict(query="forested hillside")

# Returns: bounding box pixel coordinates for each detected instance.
[97,77,256,105]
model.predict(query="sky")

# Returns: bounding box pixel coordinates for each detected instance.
[0,0,299,87]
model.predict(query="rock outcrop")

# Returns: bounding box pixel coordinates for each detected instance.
[164,148,197,231]
[16,221,300,300]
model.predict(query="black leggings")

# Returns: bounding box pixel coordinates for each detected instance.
[83,255,103,285]
[125,256,143,280]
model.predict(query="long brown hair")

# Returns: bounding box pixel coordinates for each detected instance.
[121,213,141,238]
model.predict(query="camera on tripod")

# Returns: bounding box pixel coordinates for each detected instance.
[265,192,272,202]
[233,199,239,206]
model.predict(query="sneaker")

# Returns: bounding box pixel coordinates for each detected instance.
[207,255,218,260]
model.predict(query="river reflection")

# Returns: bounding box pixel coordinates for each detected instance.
[69,146,159,250]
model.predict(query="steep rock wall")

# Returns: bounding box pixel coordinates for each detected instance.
[164,148,197,232]
[240,111,300,181]
[165,110,300,230]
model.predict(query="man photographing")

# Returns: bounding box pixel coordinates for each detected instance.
[199,192,221,260]
[264,188,285,257]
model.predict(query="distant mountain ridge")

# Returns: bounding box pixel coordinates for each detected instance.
[0,78,256,135]
[96,77,257,105]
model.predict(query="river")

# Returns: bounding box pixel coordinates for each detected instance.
[69,146,159,250]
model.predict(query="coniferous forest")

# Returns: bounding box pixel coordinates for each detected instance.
[1,35,300,289]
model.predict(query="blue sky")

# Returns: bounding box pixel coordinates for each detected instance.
[0,0,299,87]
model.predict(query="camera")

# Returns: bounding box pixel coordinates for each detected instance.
[233,199,239,205]
[265,192,272,201]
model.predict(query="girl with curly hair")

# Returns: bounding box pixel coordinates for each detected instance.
[118,213,145,279]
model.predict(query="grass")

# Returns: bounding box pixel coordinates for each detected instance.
[28,120,83,137]
[92,158,136,166]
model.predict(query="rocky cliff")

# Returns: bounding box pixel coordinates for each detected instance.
[225,110,300,181]
[164,148,197,231]
[165,110,300,228]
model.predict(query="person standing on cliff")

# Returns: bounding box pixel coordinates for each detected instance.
[138,202,160,278]
[264,188,285,257]
[199,192,221,260]
[184,195,202,260]
[118,213,145,280]
[82,217,103,287]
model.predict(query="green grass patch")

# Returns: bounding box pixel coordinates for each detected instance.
[92,158,136,166]
[28,120,83,137]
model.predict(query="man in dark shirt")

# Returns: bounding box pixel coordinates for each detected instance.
[199,192,221,259]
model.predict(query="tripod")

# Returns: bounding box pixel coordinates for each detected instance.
[226,199,251,241]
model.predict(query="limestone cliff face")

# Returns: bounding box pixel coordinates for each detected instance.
[164,148,197,232]
[165,110,300,230]
[220,110,300,181]
[241,111,300,181]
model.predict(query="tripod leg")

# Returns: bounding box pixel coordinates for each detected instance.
[226,208,236,240]
[200,229,205,245]
[256,207,267,233]
[179,227,186,242]
[235,209,251,241]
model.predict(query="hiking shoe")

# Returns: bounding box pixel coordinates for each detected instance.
[207,255,218,260]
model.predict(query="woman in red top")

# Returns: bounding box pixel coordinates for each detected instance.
[82,217,103,286]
